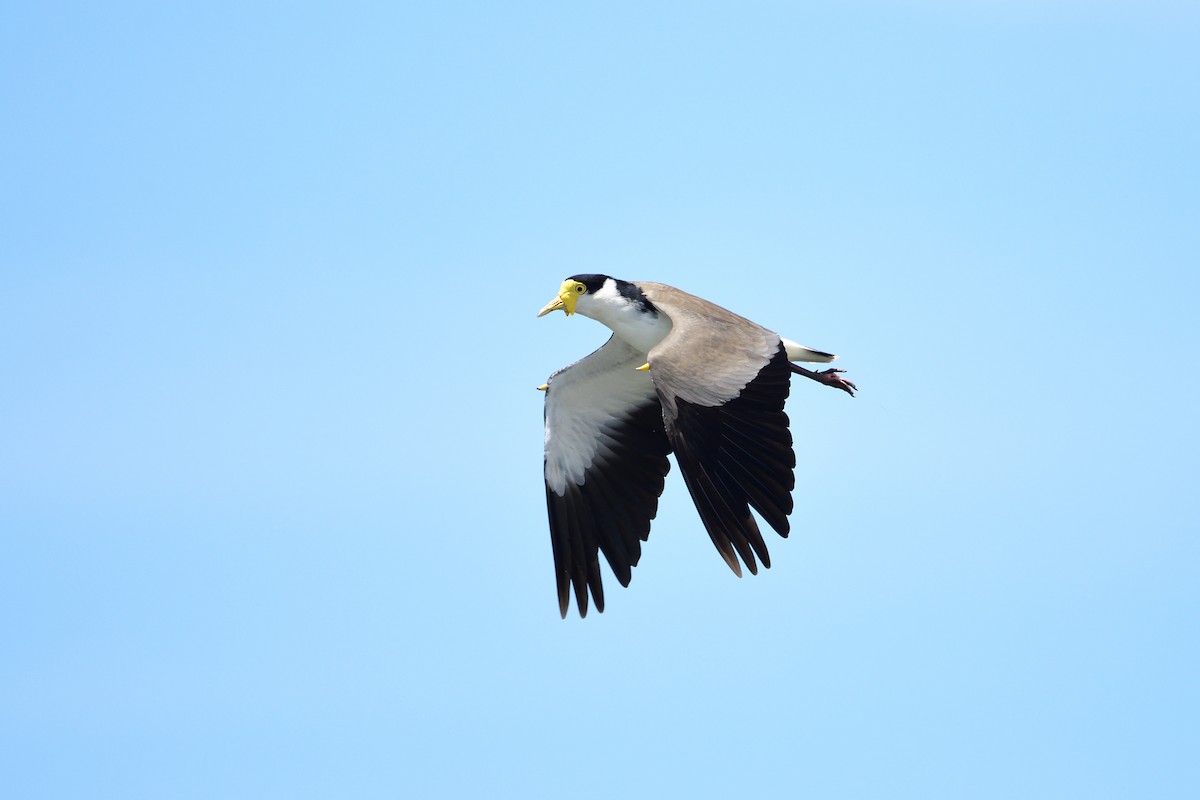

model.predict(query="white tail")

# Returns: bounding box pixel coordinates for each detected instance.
[782,337,837,363]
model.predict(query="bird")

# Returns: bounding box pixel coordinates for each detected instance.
[537,274,855,617]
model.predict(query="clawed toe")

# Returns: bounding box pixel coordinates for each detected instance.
[821,369,857,397]
[788,363,857,397]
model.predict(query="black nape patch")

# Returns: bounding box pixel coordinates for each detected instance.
[567,274,656,313]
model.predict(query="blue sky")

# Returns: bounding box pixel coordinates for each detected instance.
[2,2,1197,798]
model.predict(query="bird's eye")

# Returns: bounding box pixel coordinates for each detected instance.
[575,285,586,294]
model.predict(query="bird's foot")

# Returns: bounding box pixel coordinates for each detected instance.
[815,368,856,397]
[791,364,857,397]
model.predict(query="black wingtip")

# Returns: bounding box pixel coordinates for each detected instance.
[718,546,743,577]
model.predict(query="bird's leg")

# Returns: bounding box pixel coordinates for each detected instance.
[788,364,857,397]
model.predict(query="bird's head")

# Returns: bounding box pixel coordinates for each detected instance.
[536,275,613,318]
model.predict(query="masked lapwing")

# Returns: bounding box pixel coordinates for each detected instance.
[537,274,855,617]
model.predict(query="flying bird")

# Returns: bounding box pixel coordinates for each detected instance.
[537,275,855,617]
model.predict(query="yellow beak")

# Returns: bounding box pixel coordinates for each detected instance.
[536,280,581,317]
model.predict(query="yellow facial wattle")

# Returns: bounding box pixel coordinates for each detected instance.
[537,279,586,317]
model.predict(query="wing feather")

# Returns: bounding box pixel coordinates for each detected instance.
[656,345,797,577]
[635,283,798,577]
[543,336,672,617]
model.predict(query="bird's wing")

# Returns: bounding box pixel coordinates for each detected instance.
[638,283,797,577]
[543,335,672,618]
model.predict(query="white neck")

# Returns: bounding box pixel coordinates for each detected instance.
[580,280,673,354]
